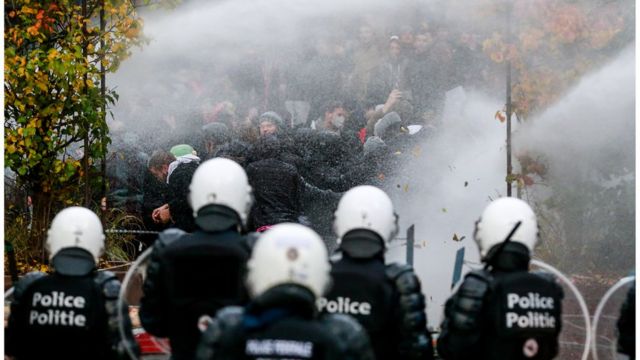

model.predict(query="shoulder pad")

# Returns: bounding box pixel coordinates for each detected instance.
[95,271,121,299]
[216,306,245,329]
[385,262,413,280]
[13,271,46,301]
[320,313,374,360]
[531,269,557,283]
[458,270,492,300]
[243,232,260,251]
[386,262,422,294]
[198,306,245,358]
[156,227,187,248]
[94,270,117,284]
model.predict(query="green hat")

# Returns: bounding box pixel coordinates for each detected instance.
[170,144,196,157]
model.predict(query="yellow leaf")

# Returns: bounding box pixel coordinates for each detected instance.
[36,81,48,92]
[47,49,59,60]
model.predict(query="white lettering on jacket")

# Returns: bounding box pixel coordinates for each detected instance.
[317,297,371,315]
[29,291,87,327]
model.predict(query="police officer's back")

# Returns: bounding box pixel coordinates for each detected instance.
[438,197,564,360]
[196,223,375,360]
[139,158,254,360]
[5,207,138,360]
[318,185,434,360]
[616,278,635,359]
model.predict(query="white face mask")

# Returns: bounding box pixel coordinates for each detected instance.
[332,115,345,129]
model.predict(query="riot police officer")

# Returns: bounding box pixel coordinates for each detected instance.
[196,223,375,360]
[616,278,635,359]
[438,197,564,360]
[139,157,254,360]
[318,185,434,360]
[5,207,138,360]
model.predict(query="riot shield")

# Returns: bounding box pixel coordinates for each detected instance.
[591,276,634,360]
[530,259,591,360]
[5,287,14,329]
[118,247,171,360]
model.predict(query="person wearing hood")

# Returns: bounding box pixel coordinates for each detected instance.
[151,144,201,232]
[367,36,411,107]
[258,111,286,138]
[246,136,305,232]
[200,123,231,160]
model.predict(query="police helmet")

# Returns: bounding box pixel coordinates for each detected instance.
[474,197,538,259]
[246,223,330,298]
[188,157,253,227]
[333,185,399,246]
[46,207,105,263]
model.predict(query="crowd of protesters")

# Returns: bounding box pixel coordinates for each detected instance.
[104,20,503,250]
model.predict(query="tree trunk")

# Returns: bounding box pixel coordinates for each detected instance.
[29,190,53,264]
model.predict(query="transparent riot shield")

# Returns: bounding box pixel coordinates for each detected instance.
[5,287,15,330]
[530,259,591,360]
[591,276,634,360]
[118,247,171,360]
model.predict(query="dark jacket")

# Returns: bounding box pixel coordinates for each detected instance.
[142,170,170,229]
[196,285,375,360]
[140,226,252,360]
[5,250,138,360]
[167,160,199,232]
[438,243,564,360]
[246,158,303,230]
[321,240,434,360]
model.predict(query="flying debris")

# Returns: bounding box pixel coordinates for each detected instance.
[452,233,465,242]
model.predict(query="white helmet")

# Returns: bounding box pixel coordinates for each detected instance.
[188,157,253,226]
[246,223,330,299]
[46,207,105,263]
[474,197,538,258]
[333,185,398,245]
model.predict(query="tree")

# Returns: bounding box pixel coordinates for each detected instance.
[4,0,147,261]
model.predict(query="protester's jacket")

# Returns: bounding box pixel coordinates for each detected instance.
[247,158,303,230]
[141,170,170,230]
[167,159,199,232]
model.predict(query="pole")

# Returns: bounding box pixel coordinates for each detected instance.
[506,1,513,197]
[406,224,415,266]
[82,0,91,206]
[100,0,107,222]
